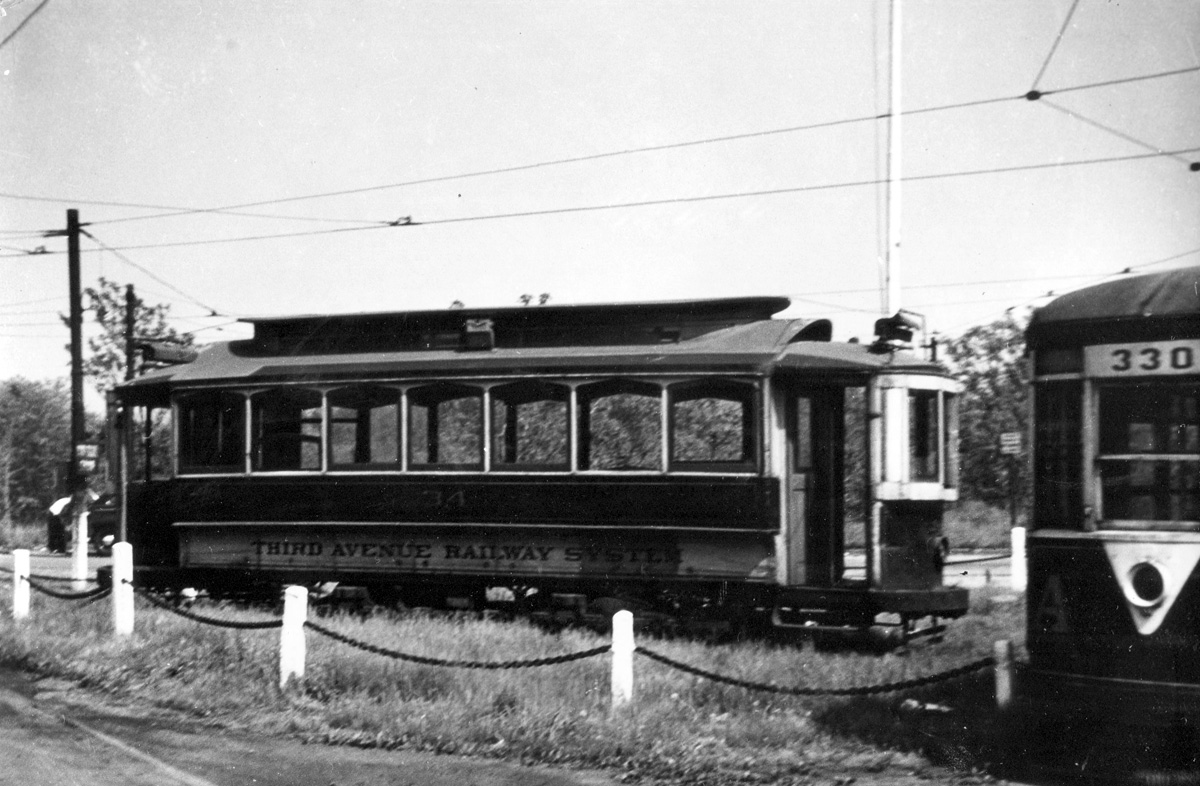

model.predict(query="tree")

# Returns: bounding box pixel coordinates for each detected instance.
[0,378,72,525]
[82,277,194,394]
[942,315,1031,508]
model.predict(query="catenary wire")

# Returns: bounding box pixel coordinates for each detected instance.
[80,229,224,315]
[1038,99,1191,164]
[0,190,396,226]
[4,144,1195,260]
[1030,0,1082,91]
[85,97,1018,227]
[0,296,63,309]
[790,246,1200,299]
[180,319,242,335]
[0,0,51,51]
[0,64,1192,240]
[1042,64,1200,97]
[61,64,1200,227]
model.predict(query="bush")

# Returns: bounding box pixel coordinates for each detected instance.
[0,519,46,551]
[945,501,1024,551]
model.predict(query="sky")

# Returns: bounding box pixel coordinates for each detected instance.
[2,0,1198,398]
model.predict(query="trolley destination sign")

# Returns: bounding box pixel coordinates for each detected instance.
[175,524,773,580]
[1085,339,1200,378]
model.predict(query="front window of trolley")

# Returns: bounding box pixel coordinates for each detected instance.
[1097,380,1200,527]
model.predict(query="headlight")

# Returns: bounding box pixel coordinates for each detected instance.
[1127,561,1166,607]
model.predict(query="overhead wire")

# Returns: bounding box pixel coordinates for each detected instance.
[55,64,1199,229]
[787,246,1200,300]
[0,0,51,51]
[3,143,1196,261]
[0,190,395,226]
[180,319,243,335]
[79,229,224,316]
[84,96,1018,228]
[1037,99,1192,164]
[0,65,1192,247]
[0,296,63,309]
[1030,0,1082,91]
[1039,65,1200,98]
[925,247,1200,335]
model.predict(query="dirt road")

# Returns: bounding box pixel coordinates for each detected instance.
[0,667,615,786]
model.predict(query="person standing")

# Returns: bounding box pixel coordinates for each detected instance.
[46,496,71,553]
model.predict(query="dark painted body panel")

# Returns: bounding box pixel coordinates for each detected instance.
[1027,536,1200,687]
[127,475,780,570]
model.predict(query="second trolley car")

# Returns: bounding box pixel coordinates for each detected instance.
[112,295,967,637]
[1023,266,1200,772]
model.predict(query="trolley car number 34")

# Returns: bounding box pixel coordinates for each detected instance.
[1088,340,1200,377]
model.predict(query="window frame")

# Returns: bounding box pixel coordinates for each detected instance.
[177,390,247,475]
[1094,379,1200,529]
[488,380,571,471]
[407,382,485,471]
[250,387,325,473]
[667,379,758,473]
[163,374,771,477]
[326,384,403,471]
[576,378,665,472]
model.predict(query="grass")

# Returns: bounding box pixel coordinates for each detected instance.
[0,580,1023,785]
[0,519,46,552]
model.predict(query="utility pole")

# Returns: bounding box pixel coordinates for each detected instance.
[66,209,90,587]
[119,284,137,543]
[125,284,137,382]
[68,209,84,483]
[1,394,11,537]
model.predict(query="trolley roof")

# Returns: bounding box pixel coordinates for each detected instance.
[1027,266,1200,347]
[118,295,947,400]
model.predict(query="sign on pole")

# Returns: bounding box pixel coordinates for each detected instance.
[999,432,1023,455]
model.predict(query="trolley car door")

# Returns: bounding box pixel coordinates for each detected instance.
[788,388,845,587]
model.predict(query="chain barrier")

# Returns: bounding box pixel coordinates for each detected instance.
[635,646,996,696]
[23,575,111,602]
[76,587,114,607]
[6,559,1001,692]
[304,619,611,669]
[132,585,283,630]
[28,572,99,583]
[0,563,100,583]
[945,553,1012,566]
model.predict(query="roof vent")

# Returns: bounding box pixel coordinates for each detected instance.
[462,318,495,351]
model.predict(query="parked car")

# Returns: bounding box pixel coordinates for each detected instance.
[87,493,118,554]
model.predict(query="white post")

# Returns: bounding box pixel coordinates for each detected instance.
[111,542,134,637]
[71,508,89,592]
[611,610,634,709]
[279,585,308,689]
[12,549,29,621]
[994,639,1014,711]
[1010,526,1027,593]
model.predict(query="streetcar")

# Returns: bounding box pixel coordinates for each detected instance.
[111,295,966,638]
[1022,265,1200,772]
